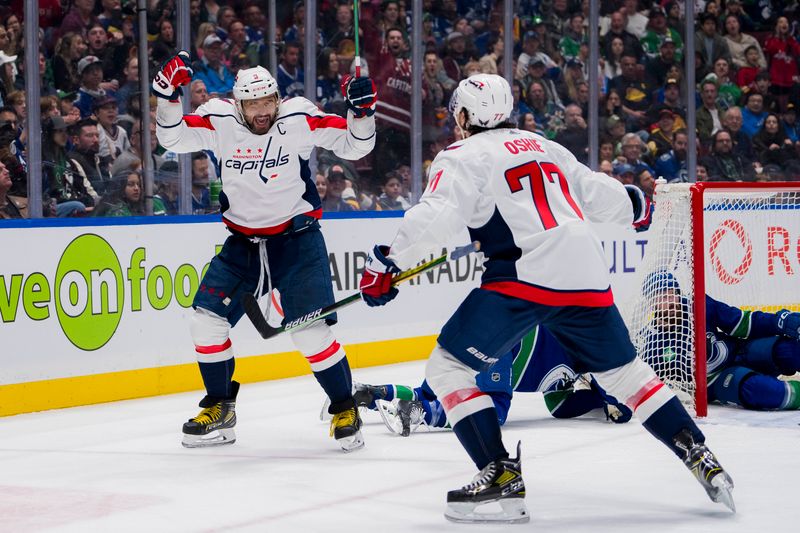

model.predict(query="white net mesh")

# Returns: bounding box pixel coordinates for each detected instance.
[622,184,696,411]
[621,183,800,415]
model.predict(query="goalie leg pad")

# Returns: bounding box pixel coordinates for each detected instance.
[292,320,352,403]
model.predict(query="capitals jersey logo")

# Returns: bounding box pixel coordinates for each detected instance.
[224,136,290,182]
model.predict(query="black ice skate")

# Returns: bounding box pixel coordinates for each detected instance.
[376,399,425,437]
[445,442,529,524]
[674,429,736,513]
[182,381,239,448]
[319,382,387,421]
[328,398,365,452]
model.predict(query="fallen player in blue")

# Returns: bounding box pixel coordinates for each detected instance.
[642,271,800,411]
[338,325,632,437]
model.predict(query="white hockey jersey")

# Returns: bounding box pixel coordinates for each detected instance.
[156,96,375,234]
[388,129,633,307]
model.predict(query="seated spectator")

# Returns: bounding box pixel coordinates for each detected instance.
[321,169,356,212]
[555,104,588,164]
[734,46,763,88]
[601,9,643,59]
[517,112,540,135]
[315,172,328,203]
[697,79,724,145]
[722,106,755,162]
[68,117,110,194]
[154,160,180,215]
[525,81,564,139]
[277,41,304,98]
[763,16,800,110]
[478,33,503,75]
[695,12,731,68]
[781,104,800,143]
[619,133,653,175]
[609,54,652,131]
[524,59,564,109]
[751,113,800,174]
[116,56,139,116]
[723,14,766,70]
[442,31,475,83]
[647,108,677,157]
[653,129,690,182]
[191,151,211,214]
[642,6,684,61]
[612,162,635,185]
[603,36,624,86]
[223,19,251,68]
[599,137,616,163]
[635,167,656,199]
[741,91,768,138]
[696,162,709,181]
[749,71,779,114]
[645,37,679,90]
[52,32,87,94]
[558,12,585,62]
[86,22,127,88]
[605,114,626,146]
[94,95,130,166]
[316,47,345,115]
[94,170,164,217]
[510,80,532,126]
[189,79,209,113]
[650,79,687,128]
[324,2,357,52]
[43,116,99,217]
[701,129,756,181]
[377,171,410,211]
[112,119,165,177]
[192,34,235,97]
[709,58,741,110]
[0,159,26,219]
[75,56,114,118]
[602,89,623,119]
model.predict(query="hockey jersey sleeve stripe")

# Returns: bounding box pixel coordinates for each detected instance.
[305,115,347,131]
[183,115,215,130]
[482,281,614,307]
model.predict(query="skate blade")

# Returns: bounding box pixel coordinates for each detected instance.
[182,428,236,448]
[444,497,530,524]
[710,474,736,513]
[320,397,332,421]
[375,400,404,436]
[337,430,365,453]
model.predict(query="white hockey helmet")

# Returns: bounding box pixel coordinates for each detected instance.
[233,66,279,126]
[449,73,513,129]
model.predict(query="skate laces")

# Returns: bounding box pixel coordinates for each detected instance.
[462,463,498,492]
[191,403,222,425]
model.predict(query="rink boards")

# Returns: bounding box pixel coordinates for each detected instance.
[2,210,797,416]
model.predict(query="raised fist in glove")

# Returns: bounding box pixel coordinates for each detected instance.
[341,75,377,117]
[777,309,800,340]
[152,51,193,100]
[359,245,400,307]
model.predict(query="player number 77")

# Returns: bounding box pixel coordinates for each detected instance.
[505,160,583,230]
[241,241,482,339]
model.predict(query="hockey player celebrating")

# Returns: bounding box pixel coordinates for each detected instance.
[358,73,735,523]
[339,325,632,437]
[641,271,800,411]
[153,51,377,452]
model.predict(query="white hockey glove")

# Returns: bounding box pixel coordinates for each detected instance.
[152,51,193,100]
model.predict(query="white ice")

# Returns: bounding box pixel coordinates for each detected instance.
[0,360,797,533]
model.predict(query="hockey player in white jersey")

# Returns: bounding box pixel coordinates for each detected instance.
[153,51,377,451]
[358,74,735,522]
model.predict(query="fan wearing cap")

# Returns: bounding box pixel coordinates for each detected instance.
[191,34,235,97]
[154,50,377,452]
[94,94,130,163]
[644,35,679,88]
[781,103,800,143]
[647,106,678,157]
[641,6,684,62]
[75,55,115,118]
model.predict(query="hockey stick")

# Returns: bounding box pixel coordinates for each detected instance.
[241,241,481,340]
[353,0,361,77]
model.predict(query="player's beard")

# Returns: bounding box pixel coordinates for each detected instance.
[248,113,272,135]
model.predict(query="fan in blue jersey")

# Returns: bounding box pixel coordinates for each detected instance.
[335,326,632,437]
[641,271,800,411]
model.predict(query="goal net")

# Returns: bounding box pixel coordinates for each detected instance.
[621,182,800,416]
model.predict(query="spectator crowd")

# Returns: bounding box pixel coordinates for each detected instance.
[2,0,800,221]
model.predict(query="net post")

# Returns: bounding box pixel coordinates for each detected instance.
[691,183,708,417]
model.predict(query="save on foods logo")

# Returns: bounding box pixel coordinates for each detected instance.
[0,234,213,351]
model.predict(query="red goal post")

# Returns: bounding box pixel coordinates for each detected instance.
[623,181,800,417]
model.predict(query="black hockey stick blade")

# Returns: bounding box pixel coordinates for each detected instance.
[242,241,480,340]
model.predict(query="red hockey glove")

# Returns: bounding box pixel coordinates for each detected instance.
[359,245,401,307]
[341,75,377,118]
[152,51,193,100]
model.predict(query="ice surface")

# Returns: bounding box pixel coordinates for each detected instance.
[0,361,797,532]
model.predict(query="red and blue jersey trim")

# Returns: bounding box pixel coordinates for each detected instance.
[482,280,614,307]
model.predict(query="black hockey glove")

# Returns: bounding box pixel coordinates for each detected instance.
[152,51,193,100]
[777,309,800,340]
[341,75,377,118]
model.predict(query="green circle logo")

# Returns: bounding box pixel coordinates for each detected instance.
[55,234,124,350]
